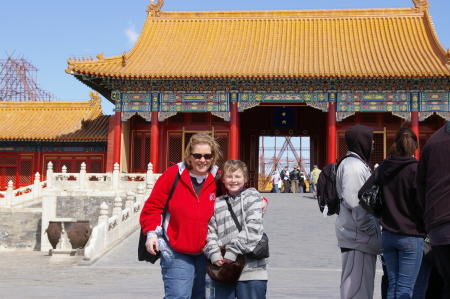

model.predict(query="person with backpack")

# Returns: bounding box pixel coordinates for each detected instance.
[335,124,382,299]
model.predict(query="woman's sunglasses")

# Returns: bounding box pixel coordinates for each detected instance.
[191,153,213,160]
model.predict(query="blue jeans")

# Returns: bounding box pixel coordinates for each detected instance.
[272,184,280,193]
[160,243,208,299]
[412,257,432,299]
[382,230,424,299]
[213,280,267,299]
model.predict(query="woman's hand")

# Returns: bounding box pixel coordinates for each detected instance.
[223,258,234,264]
[261,198,268,215]
[145,237,158,255]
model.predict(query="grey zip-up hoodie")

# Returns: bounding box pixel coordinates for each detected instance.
[204,188,268,281]
[335,125,382,255]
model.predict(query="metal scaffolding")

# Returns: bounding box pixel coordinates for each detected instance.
[259,136,310,191]
[0,54,59,102]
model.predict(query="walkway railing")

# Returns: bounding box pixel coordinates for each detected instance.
[0,162,162,208]
[81,188,145,265]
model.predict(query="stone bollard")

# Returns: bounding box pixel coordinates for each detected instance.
[112,163,119,190]
[146,163,154,190]
[79,162,86,189]
[46,162,53,189]
[33,172,41,199]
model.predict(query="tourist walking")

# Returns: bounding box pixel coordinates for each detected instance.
[417,122,450,299]
[360,128,425,298]
[270,171,281,193]
[335,124,381,299]
[204,160,268,299]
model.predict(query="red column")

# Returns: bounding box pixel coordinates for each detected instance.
[150,111,159,173]
[113,112,122,165]
[411,111,420,160]
[230,101,239,160]
[327,102,337,164]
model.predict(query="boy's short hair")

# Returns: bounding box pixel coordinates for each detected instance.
[221,160,248,181]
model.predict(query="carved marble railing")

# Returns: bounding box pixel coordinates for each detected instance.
[0,173,46,207]
[82,189,144,265]
[47,162,162,192]
[1,162,162,208]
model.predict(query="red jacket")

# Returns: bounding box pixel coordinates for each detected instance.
[140,163,218,254]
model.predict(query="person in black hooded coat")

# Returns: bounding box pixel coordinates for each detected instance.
[359,128,425,299]
[335,124,381,299]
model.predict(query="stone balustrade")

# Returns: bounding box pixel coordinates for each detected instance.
[81,192,142,265]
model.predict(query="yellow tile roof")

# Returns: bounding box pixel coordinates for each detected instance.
[0,98,109,141]
[66,6,450,79]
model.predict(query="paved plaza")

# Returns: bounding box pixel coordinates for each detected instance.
[0,193,382,298]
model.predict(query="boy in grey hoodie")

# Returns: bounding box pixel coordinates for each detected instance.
[204,160,268,299]
[335,124,381,299]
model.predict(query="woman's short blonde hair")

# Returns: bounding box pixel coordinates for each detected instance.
[184,132,222,170]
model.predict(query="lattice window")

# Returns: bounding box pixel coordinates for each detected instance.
[386,137,395,155]
[168,113,185,124]
[19,160,32,185]
[338,132,347,161]
[5,167,16,185]
[0,156,17,166]
[133,137,143,171]
[168,134,183,168]
[215,133,229,168]
[90,161,102,173]
[191,113,207,124]
[132,132,151,173]
[75,161,84,173]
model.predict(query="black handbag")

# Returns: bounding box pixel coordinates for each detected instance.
[226,199,269,260]
[359,166,383,218]
[206,247,245,286]
[138,172,180,263]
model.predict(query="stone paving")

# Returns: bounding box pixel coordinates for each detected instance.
[0,193,382,298]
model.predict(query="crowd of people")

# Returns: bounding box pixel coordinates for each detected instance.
[139,122,450,298]
[271,164,309,194]
[335,123,449,299]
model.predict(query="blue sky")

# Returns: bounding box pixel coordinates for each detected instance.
[1,0,449,115]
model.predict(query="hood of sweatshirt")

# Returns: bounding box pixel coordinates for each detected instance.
[380,155,417,180]
[345,124,373,164]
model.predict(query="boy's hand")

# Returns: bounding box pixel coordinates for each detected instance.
[213,256,224,266]
[223,258,234,264]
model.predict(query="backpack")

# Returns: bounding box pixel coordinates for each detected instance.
[316,154,362,216]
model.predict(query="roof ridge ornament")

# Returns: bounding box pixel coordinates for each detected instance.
[147,0,164,17]
[446,49,450,64]
[412,0,429,13]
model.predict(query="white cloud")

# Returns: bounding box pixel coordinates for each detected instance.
[125,21,139,45]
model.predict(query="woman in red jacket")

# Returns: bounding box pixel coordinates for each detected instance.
[140,132,222,298]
